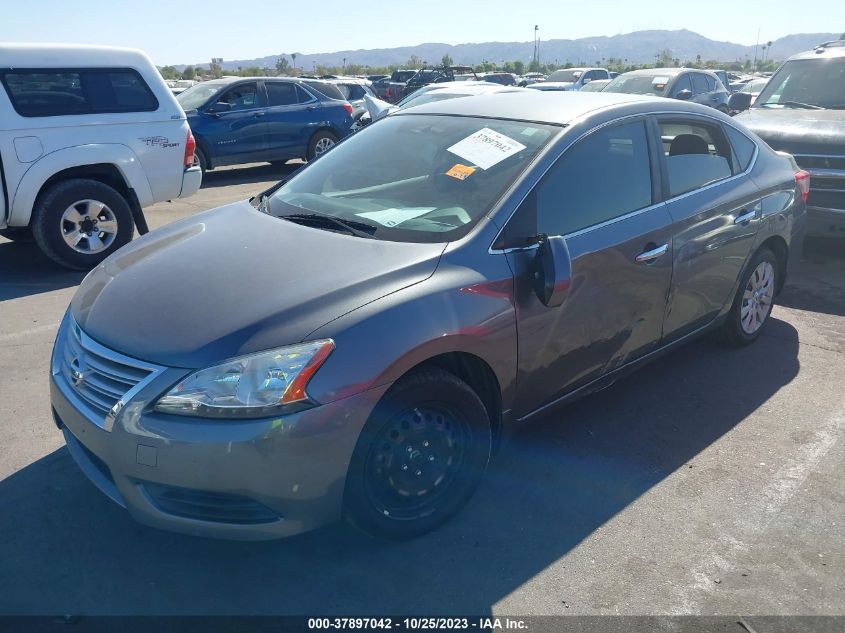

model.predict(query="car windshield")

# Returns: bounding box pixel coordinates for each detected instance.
[176,81,228,110]
[547,70,583,83]
[267,114,558,243]
[604,73,672,96]
[756,58,845,109]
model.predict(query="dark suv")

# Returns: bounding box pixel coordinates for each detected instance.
[605,68,731,113]
[730,39,845,237]
[177,77,354,171]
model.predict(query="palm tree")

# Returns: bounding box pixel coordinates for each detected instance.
[291,53,297,70]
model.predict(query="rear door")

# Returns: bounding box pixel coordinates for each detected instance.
[202,81,267,165]
[502,118,675,416]
[655,115,764,342]
[262,81,319,160]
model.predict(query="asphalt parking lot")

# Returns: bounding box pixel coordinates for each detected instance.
[0,164,843,618]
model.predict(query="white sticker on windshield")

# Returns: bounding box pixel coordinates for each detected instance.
[357,207,435,227]
[447,128,526,170]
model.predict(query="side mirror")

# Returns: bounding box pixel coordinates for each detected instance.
[675,89,693,101]
[533,234,572,308]
[206,102,232,114]
[728,92,752,112]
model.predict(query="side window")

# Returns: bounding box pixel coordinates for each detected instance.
[265,82,298,106]
[346,85,366,100]
[1,69,157,117]
[295,85,316,102]
[536,121,653,236]
[217,83,258,110]
[659,119,733,196]
[724,125,757,173]
[672,74,693,96]
[691,74,709,94]
[705,75,717,92]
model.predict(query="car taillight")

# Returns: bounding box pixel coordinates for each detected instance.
[795,170,811,204]
[343,102,353,115]
[184,129,196,168]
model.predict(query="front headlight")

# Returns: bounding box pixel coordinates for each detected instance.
[154,340,334,418]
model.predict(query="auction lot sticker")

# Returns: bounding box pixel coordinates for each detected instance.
[447,128,526,170]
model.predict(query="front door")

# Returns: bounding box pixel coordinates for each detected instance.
[501,118,675,417]
[202,81,268,165]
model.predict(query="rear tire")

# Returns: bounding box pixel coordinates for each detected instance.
[0,226,34,243]
[32,179,134,270]
[195,148,209,174]
[344,368,492,540]
[717,247,778,346]
[306,130,338,161]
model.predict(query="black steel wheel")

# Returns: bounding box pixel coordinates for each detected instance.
[344,368,492,539]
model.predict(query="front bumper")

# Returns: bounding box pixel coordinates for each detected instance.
[178,165,202,199]
[50,319,388,540]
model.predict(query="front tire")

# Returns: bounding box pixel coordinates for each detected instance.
[344,368,492,540]
[32,179,134,270]
[306,130,338,161]
[717,247,778,346]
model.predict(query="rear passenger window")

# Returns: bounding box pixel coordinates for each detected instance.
[536,121,653,236]
[659,120,733,196]
[266,82,299,106]
[303,80,345,100]
[1,68,158,117]
[724,125,757,172]
[705,75,716,92]
[691,74,709,94]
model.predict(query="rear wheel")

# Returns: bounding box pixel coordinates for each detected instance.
[32,179,134,270]
[717,248,778,346]
[306,130,338,161]
[195,148,209,174]
[344,368,492,540]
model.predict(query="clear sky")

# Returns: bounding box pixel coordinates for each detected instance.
[1,0,841,65]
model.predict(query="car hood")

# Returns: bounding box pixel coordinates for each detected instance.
[71,201,446,369]
[736,108,845,154]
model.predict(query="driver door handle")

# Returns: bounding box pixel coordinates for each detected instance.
[635,243,669,263]
[734,209,756,225]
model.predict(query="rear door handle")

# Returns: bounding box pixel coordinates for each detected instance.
[307,105,318,111]
[635,243,669,263]
[734,209,756,225]
[253,111,266,117]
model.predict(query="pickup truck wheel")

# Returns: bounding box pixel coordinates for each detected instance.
[344,368,492,540]
[32,179,134,270]
[307,130,337,161]
[0,227,34,243]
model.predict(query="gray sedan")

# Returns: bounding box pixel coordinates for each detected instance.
[50,92,807,540]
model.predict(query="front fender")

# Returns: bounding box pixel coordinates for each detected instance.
[9,143,153,227]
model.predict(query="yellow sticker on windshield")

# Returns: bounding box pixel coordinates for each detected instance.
[445,164,477,181]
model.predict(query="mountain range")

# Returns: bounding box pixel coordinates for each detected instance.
[176,29,841,72]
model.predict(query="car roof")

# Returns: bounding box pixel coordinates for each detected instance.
[0,43,154,68]
[396,90,691,124]
[789,40,845,60]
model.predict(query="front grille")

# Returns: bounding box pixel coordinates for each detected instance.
[57,319,155,421]
[143,483,281,525]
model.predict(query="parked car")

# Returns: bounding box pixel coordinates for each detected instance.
[370,76,392,100]
[518,72,546,86]
[327,78,376,121]
[384,69,420,103]
[177,77,354,171]
[400,66,478,100]
[532,67,610,91]
[0,44,201,269]
[480,72,519,86]
[731,78,769,110]
[604,68,731,112]
[730,38,845,237]
[51,92,806,541]
[578,78,611,92]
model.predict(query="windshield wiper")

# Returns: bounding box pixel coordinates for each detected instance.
[761,100,823,110]
[281,213,377,239]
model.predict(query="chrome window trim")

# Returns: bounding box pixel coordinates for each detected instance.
[52,314,167,432]
[488,109,760,253]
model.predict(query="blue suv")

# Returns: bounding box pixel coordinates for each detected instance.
[176,77,354,171]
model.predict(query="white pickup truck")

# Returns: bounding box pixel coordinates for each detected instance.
[0,44,202,268]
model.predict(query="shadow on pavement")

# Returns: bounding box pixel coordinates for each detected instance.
[0,241,85,302]
[0,319,800,615]
[199,162,302,190]
[780,237,845,317]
